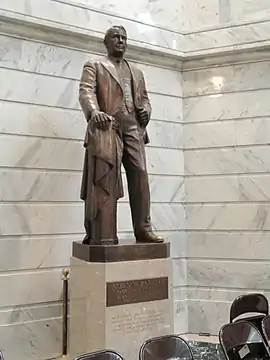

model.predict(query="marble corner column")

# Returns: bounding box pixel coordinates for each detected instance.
[68,242,173,360]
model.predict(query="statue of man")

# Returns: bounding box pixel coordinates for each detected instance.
[79,25,164,245]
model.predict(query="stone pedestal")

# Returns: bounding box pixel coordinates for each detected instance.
[69,242,173,360]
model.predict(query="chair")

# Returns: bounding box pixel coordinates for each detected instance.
[0,350,3,360]
[219,321,270,360]
[262,315,270,343]
[139,335,194,360]
[74,350,124,360]
[230,293,268,330]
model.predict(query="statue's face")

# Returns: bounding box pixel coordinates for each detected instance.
[105,28,127,58]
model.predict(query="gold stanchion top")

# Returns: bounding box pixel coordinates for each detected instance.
[62,268,70,280]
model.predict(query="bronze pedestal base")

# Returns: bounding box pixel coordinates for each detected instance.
[72,241,170,263]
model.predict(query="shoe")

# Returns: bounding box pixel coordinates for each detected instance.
[135,231,164,243]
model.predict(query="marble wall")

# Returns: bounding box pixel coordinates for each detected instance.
[0,22,184,360]
[183,56,270,334]
[2,0,270,358]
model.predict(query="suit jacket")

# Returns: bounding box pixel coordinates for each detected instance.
[79,56,151,146]
[79,56,151,220]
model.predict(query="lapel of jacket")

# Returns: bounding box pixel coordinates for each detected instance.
[125,60,139,104]
[100,56,123,91]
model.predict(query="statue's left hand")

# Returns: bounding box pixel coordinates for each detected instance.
[137,107,149,126]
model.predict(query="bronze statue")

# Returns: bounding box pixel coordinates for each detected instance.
[79,25,164,245]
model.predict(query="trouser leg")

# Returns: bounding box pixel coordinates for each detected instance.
[122,125,152,236]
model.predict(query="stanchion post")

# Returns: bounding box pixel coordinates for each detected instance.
[62,268,70,356]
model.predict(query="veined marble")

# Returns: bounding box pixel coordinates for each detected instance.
[0,35,183,97]
[188,259,270,289]
[185,146,270,175]
[186,203,270,230]
[183,60,270,97]
[62,0,185,33]
[0,202,184,236]
[186,20,270,53]
[0,269,62,307]
[187,232,270,260]
[184,89,270,123]
[185,174,270,202]
[0,318,61,360]
[0,0,185,53]
[184,117,270,149]
[180,0,270,32]
[0,170,184,203]
[0,69,182,122]
[0,235,77,271]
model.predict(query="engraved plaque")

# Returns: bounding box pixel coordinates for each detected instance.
[106,277,168,307]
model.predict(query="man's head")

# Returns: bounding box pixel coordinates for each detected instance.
[104,25,127,58]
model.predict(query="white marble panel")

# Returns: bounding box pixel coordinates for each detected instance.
[67,0,184,33]
[0,35,183,97]
[118,203,186,232]
[0,170,184,203]
[0,318,61,360]
[173,259,187,287]
[0,203,84,236]
[0,203,184,236]
[184,121,237,149]
[238,175,270,201]
[0,170,82,201]
[186,174,270,202]
[186,20,270,52]
[0,231,184,272]
[188,300,229,335]
[0,68,80,109]
[181,0,270,32]
[0,0,185,52]
[187,232,270,260]
[188,259,270,289]
[0,135,84,171]
[184,118,270,149]
[0,303,61,325]
[180,0,220,32]
[236,117,270,146]
[0,102,182,146]
[0,134,182,174]
[0,101,85,140]
[184,90,270,123]
[146,147,184,176]
[184,146,270,175]
[0,69,182,122]
[186,287,270,303]
[231,0,270,24]
[122,174,184,203]
[185,176,239,202]
[174,299,188,334]
[0,235,77,271]
[0,269,62,307]
[183,61,270,97]
[167,231,187,259]
[186,203,270,231]
[148,121,183,148]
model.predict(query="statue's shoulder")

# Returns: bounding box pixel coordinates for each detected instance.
[83,59,101,68]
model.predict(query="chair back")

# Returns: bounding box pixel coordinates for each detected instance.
[262,315,270,343]
[74,350,124,360]
[139,335,194,360]
[219,321,270,360]
[230,293,268,323]
[0,350,3,360]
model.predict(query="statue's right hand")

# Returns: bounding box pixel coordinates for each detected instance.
[91,111,112,131]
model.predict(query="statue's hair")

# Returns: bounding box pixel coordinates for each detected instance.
[104,25,127,44]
